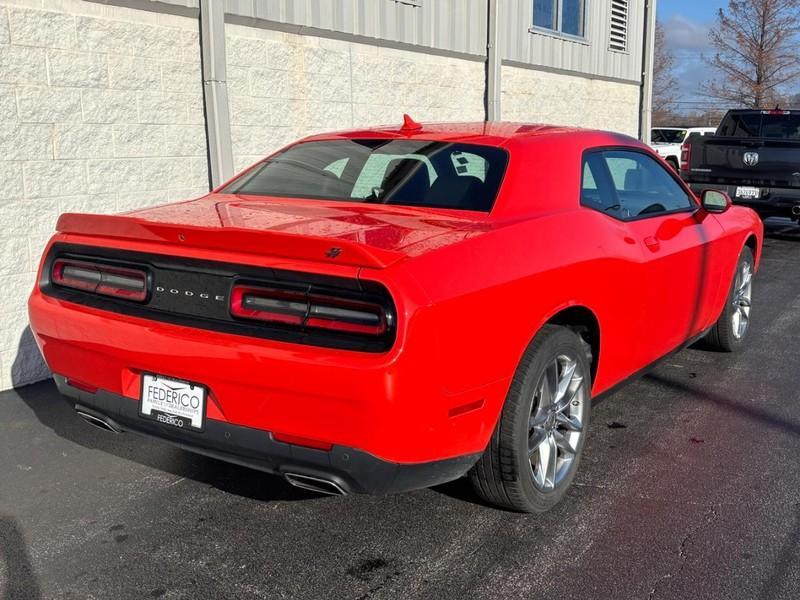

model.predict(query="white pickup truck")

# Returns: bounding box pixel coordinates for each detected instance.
[650,127,716,171]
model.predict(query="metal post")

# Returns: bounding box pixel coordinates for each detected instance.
[639,0,657,144]
[200,0,234,188]
[485,0,502,121]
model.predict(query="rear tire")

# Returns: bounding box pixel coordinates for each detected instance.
[666,157,679,172]
[469,325,591,513]
[705,247,754,352]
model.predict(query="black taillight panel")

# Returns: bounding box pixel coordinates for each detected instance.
[52,258,149,302]
[230,281,393,337]
[40,243,396,352]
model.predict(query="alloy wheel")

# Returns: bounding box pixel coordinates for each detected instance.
[528,354,587,491]
[731,260,753,340]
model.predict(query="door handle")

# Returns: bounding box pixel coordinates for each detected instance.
[644,236,660,251]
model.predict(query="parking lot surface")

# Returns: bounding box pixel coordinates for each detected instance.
[2,219,799,600]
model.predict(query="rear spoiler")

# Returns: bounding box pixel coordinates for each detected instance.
[56,213,405,269]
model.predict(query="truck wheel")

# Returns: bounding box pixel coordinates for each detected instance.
[705,247,754,352]
[469,325,591,512]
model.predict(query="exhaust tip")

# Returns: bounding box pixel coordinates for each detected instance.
[792,205,800,216]
[284,472,347,496]
[76,410,122,434]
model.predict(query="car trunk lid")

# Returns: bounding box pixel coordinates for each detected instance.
[57,194,496,269]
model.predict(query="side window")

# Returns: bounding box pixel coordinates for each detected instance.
[605,154,639,190]
[594,150,693,219]
[580,153,617,213]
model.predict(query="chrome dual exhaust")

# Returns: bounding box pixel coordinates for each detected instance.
[76,409,122,434]
[284,473,347,495]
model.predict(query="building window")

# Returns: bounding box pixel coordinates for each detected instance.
[609,0,628,52]
[533,0,557,30]
[532,0,586,38]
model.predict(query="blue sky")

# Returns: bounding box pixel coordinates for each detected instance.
[656,0,724,111]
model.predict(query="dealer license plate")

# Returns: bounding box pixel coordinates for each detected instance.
[735,186,761,199]
[140,373,206,431]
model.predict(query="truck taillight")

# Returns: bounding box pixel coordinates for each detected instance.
[680,142,691,172]
[230,285,390,336]
[52,259,148,302]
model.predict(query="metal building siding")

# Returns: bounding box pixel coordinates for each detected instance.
[501,0,644,83]
[145,0,200,8]
[219,0,488,57]
[150,0,643,82]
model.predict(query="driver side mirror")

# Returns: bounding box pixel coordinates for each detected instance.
[701,189,732,213]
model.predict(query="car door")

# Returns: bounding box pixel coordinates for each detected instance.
[585,149,725,365]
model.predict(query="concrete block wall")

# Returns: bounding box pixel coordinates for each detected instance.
[224,23,487,172]
[501,65,640,137]
[0,0,209,390]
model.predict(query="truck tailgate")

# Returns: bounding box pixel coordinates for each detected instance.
[688,138,800,188]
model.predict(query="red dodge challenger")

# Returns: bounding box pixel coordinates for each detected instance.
[28,119,762,512]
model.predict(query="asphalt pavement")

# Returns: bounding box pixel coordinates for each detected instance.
[2,219,799,600]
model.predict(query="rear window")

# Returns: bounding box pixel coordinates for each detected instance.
[651,129,686,144]
[717,112,800,139]
[223,140,509,212]
[685,132,708,144]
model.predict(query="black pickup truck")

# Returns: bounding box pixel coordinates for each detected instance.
[681,109,800,220]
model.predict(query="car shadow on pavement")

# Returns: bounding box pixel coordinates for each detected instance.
[430,477,484,507]
[757,506,800,600]
[763,217,800,242]
[0,515,42,600]
[645,373,800,437]
[12,380,323,505]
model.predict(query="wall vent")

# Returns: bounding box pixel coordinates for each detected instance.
[609,0,629,52]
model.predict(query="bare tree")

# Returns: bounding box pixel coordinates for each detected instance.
[704,0,800,108]
[652,22,678,125]
[682,110,727,128]
[777,91,800,107]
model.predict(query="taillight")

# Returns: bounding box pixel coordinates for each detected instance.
[680,142,691,172]
[230,286,307,325]
[52,258,148,302]
[230,284,390,336]
[306,294,388,335]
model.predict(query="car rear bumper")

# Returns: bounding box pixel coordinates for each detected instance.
[688,182,800,216]
[54,374,480,494]
[29,286,505,465]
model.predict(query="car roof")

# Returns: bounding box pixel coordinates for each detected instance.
[300,120,640,149]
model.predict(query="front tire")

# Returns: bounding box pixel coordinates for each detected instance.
[469,325,591,512]
[705,247,754,352]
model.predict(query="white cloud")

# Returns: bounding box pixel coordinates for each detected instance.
[661,14,718,105]
[663,14,712,52]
